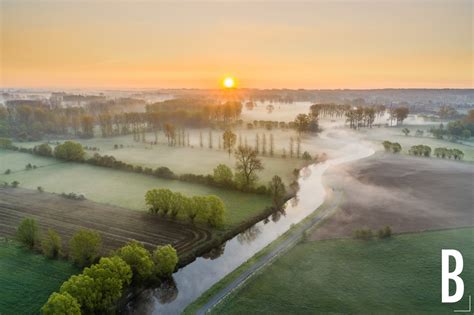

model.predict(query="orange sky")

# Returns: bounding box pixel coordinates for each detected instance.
[1,1,472,89]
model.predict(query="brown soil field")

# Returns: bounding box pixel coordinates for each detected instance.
[0,187,213,260]
[311,153,474,240]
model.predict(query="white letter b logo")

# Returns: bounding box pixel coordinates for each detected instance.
[442,249,464,303]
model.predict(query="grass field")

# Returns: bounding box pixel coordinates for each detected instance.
[12,126,338,185]
[0,240,79,315]
[0,150,271,228]
[210,228,473,314]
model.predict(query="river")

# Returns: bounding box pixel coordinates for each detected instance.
[125,128,375,315]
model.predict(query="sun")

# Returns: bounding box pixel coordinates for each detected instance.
[223,77,235,89]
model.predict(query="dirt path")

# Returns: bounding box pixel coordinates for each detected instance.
[0,187,212,257]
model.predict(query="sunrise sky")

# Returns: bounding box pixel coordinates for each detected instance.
[1,1,472,89]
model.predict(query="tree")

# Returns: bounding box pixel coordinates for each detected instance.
[80,115,94,138]
[268,175,286,209]
[41,228,62,258]
[208,130,213,149]
[402,128,410,136]
[41,292,81,315]
[394,107,409,125]
[269,133,274,156]
[59,274,96,313]
[289,137,294,158]
[145,188,174,216]
[16,217,40,249]
[213,164,233,187]
[191,196,209,222]
[302,151,312,160]
[153,245,179,278]
[82,256,132,311]
[206,195,226,227]
[114,241,154,283]
[222,129,237,158]
[296,137,301,158]
[69,229,102,267]
[234,146,264,190]
[54,141,85,161]
[164,123,176,146]
[294,114,310,134]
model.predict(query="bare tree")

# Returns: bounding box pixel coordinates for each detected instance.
[234,146,264,189]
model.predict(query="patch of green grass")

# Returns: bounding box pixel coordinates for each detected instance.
[211,228,473,314]
[0,240,79,315]
[0,150,271,228]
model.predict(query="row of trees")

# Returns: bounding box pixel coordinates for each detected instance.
[409,145,464,160]
[14,217,178,314]
[42,240,178,314]
[145,189,226,227]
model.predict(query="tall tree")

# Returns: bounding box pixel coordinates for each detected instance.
[223,129,237,158]
[234,146,264,189]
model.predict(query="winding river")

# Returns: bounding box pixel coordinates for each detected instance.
[126,128,375,315]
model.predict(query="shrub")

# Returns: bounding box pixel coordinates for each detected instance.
[302,151,312,160]
[114,241,154,283]
[37,186,44,192]
[353,228,373,240]
[11,180,19,188]
[213,164,234,187]
[4,169,11,175]
[33,143,53,157]
[69,229,102,267]
[153,245,179,278]
[16,217,40,249]
[54,141,85,161]
[41,228,62,258]
[377,226,392,239]
[41,292,81,315]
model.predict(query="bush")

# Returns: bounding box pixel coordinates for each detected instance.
[33,143,53,157]
[154,166,176,179]
[353,228,373,240]
[16,217,40,249]
[54,141,85,161]
[114,241,154,283]
[377,226,392,239]
[213,164,234,187]
[41,228,62,258]
[37,186,44,192]
[302,151,312,160]
[153,245,179,278]
[69,229,102,267]
[11,180,19,188]
[41,292,81,315]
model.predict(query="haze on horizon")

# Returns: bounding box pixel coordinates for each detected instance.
[1,0,472,90]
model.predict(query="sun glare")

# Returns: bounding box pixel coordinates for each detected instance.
[223,77,235,89]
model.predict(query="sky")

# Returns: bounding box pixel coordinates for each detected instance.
[1,0,472,89]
